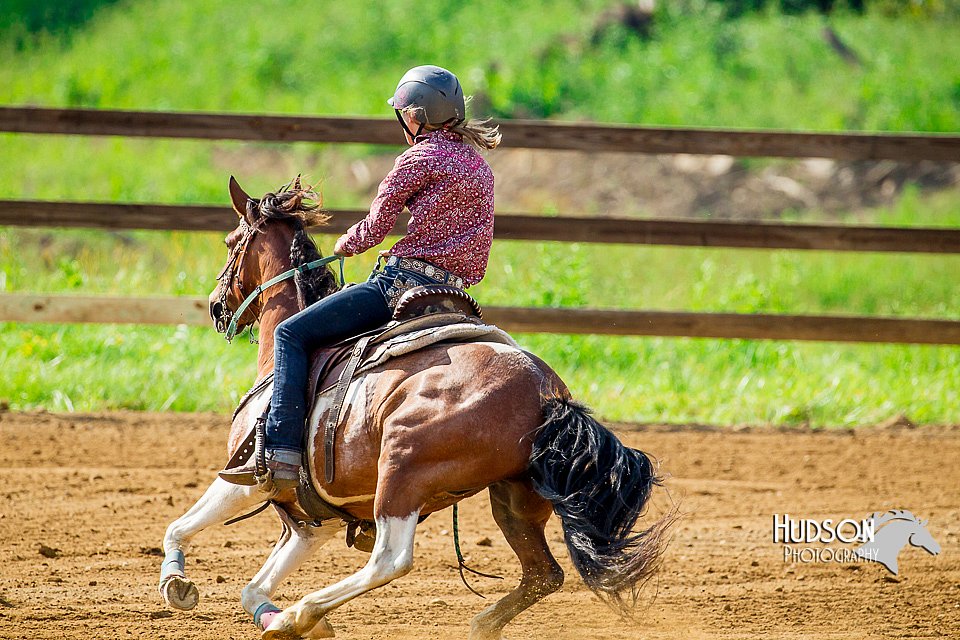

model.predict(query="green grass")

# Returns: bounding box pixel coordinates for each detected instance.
[1,1,959,425]
[2,3,959,207]
[1,187,959,425]
[3,1,959,130]
[4,322,957,426]
[4,187,959,312]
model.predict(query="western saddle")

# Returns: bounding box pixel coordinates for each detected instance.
[225,285,483,548]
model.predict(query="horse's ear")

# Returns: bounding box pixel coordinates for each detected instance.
[229,176,252,220]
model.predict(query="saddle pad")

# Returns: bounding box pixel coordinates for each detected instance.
[354,321,518,377]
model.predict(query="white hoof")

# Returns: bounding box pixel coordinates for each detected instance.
[262,609,300,640]
[160,575,199,610]
[262,611,334,640]
[303,617,336,639]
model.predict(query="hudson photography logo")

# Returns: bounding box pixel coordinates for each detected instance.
[773,509,941,575]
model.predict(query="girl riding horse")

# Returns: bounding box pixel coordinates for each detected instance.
[220,65,501,490]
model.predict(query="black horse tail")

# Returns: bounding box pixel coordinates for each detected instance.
[529,398,675,617]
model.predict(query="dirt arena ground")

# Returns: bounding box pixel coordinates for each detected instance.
[0,410,956,640]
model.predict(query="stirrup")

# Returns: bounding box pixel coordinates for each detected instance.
[219,415,296,491]
[218,464,299,492]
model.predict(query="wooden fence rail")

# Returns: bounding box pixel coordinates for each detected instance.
[2,106,959,344]
[3,293,958,345]
[4,199,960,253]
[3,106,960,160]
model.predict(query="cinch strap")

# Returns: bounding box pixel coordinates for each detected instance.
[324,335,373,483]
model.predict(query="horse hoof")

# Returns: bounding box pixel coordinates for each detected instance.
[468,615,502,640]
[262,609,334,640]
[303,618,336,639]
[160,576,199,610]
[261,618,299,640]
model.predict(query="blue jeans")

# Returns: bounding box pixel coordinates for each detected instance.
[265,264,439,453]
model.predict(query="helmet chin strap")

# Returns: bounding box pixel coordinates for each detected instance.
[395,109,425,140]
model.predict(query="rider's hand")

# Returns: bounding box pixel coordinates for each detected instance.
[333,236,353,257]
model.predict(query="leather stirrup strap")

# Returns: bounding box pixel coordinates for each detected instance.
[223,428,257,471]
[222,406,269,473]
[253,409,269,479]
[324,336,372,484]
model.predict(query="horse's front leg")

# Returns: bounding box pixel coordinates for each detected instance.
[263,510,418,640]
[242,509,340,637]
[262,457,427,640]
[160,477,266,610]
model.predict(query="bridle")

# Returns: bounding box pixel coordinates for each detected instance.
[214,214,345,343]
[214,216,258,338]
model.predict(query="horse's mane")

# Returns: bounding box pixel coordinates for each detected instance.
[245,177,340,308]
[871,509,920,528]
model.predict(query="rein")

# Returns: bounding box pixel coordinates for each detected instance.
[224,254,345,343]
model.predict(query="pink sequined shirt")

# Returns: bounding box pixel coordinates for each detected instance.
[336,129,494,286]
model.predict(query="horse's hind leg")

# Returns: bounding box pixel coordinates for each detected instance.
[469,479,564,640]
[241,509,339,638]
[160,478,265,610]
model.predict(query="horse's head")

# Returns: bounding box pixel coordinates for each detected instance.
[209,176,337,337]
[868,510,941,556]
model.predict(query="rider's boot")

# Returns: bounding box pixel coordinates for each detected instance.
[218,449,300,491]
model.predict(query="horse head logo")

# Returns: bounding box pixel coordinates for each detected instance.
[854,510,940,575]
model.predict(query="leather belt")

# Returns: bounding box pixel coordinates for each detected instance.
[385,256,466,289]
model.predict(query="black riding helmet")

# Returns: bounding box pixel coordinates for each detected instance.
[388,65,465,140]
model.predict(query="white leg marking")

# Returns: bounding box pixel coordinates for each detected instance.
[241,512,338,617]
[160,478,266,610]
[163,478,265,554]
[263,513,419,639]
[161,385,274,611]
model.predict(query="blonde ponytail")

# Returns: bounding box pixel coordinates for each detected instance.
[407,94,502,150]
[448,118,502,150]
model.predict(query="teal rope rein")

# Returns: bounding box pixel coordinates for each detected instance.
[224,254,345,343]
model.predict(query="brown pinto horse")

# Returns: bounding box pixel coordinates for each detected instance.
[159,178,673,640]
